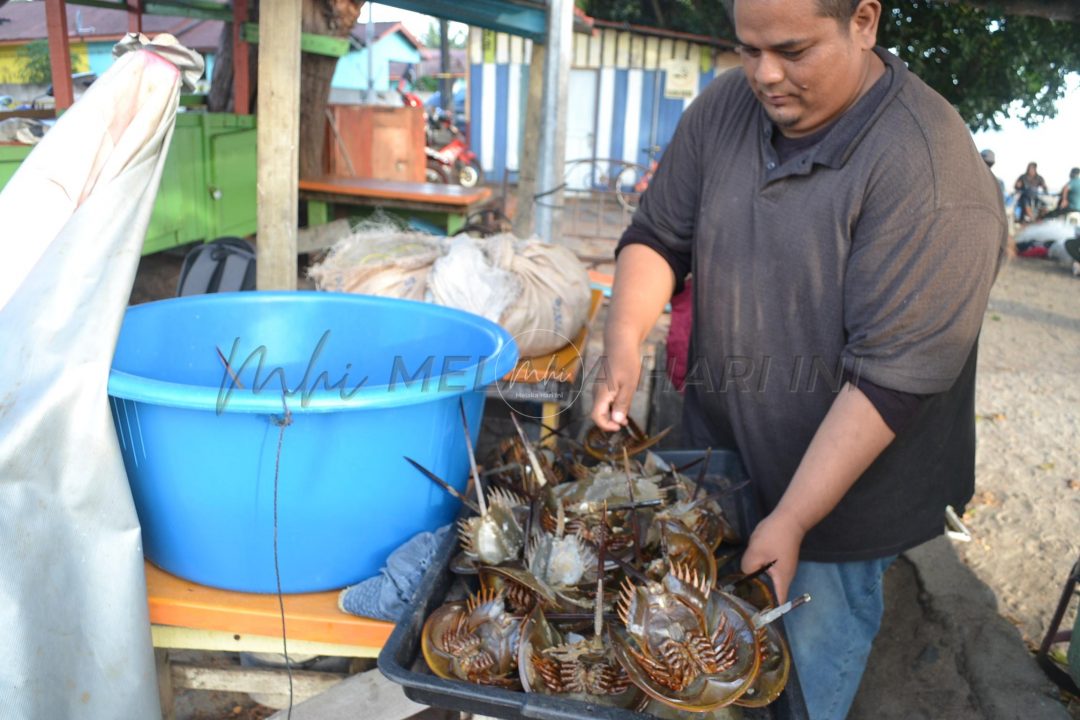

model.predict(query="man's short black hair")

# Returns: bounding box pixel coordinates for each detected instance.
[725,0,864,24]
[816,0,863,21]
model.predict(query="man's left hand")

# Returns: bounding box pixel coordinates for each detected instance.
[741,508,806,604]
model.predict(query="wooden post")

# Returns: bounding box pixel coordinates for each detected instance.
[232,0,250,115]
[127,0,142,34]
[512,42,545,239]
[256,0,302,290]
[44,0,74,112]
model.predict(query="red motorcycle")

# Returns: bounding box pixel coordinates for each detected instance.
[425,107,483,188]
[396,70,482,188]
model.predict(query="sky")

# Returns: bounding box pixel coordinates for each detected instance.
[364,4,1080,189]
[358,4,467,44]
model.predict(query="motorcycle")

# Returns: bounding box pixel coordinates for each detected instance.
[425,107,483,188]
[396,69,482,188]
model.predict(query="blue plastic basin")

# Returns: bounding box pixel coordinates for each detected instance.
[108,291,518,593]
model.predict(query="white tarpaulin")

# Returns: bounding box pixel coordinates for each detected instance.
[0,34,202,719]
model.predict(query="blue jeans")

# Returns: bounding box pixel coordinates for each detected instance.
[784,556,896,720]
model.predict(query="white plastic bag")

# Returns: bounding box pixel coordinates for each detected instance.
[0,34,202,719]
[427,235,519,323]
[307,219,441,301]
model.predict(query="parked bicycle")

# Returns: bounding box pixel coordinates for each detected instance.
[612,145,662,211]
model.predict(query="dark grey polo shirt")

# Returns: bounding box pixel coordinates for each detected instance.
[618,48,1007,561]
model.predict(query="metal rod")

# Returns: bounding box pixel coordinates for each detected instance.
[403,456,480,515]
[753,593,812,629]
[459,399,487,517]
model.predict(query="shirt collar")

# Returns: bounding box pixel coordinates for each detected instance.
[760,47,908,182]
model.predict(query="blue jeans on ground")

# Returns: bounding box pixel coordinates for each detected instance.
[783,556,896,720]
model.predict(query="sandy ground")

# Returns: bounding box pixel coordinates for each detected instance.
[133,243,1079,719]
[960,258,1080,645]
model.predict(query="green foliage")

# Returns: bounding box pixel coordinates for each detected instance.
[878,2,1080,130]
[415,75,440,92]
[578,0,1080,131]
[17,40,54,85]
[421,22,467,49]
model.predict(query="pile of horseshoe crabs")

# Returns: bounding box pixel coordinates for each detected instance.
[408,408,810,719]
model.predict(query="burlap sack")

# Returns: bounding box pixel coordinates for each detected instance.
[484,234,591,357]
[308,226,440,301]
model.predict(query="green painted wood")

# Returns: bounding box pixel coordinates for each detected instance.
[66,0,128,11]
[307,200,330,227]
[0,144,33,190]
[143,1,231,21]
[241,23,350,58]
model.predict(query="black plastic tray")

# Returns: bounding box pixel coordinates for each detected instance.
[378,449,809,720]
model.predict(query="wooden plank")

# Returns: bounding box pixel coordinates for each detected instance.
[233,0,250,115]
[170,662,344,697]
[615,31,630,68]
[145,562,394,650]
[643,36,659,69]
[586,32,601,69]
[629,35,645,69]
[151,624,383,659]
[256,0,302,290]
[156,649,176,720]
[298,176,491,208]
[601,28,617,67]
[266,668,426,720]
[44,0,74,111]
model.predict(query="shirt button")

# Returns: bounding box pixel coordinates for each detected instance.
[766,161,776,170]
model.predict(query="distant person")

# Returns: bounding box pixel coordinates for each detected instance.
[1059,167,1080,214]
[1015,162,1048,223]
[981,149,1006,202]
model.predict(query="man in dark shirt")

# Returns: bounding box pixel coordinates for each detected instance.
[592,0,1006,717]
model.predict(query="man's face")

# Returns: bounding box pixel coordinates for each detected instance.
[735,0,879,138]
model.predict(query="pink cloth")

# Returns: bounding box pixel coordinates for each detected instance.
[666,277,693,391]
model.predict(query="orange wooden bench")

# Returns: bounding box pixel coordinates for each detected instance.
[146,561,395,717]
[299,175,492,237]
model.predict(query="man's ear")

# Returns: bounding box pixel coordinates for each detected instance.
[851,0,881,50]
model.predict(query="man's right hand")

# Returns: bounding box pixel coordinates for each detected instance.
[590,332,641,431]
[589,244,677,432]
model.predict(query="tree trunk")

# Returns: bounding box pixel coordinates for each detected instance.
[207,0,360,175]
[207,21,233,112]
[207,4,258,113]
[299,0,363,179]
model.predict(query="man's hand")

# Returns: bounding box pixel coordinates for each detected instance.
[741,508,807,604]
[591,332,640,431]
[742,383,897,603]
[591,244,676,431]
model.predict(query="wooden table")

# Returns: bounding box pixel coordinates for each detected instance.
[299,176,493,236]
[147,561,394,718]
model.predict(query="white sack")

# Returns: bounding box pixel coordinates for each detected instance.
[307,220,441,301]
[427,235,519,323]
[0,33,202,719]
